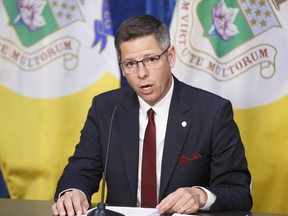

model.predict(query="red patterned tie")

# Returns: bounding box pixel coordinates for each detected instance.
[141,108,157,208]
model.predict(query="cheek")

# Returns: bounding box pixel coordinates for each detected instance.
[125,75,138,89]
[156,71,170,89]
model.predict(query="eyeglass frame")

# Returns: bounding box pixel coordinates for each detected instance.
[118,46,170,74]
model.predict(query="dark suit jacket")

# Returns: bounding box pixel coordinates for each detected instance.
[55,77,252,211]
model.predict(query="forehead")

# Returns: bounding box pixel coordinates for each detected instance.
[119,36,161,60]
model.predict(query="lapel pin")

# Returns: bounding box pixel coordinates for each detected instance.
[181,121,187,127]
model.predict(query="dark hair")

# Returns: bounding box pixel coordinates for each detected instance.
[115,14,171,60]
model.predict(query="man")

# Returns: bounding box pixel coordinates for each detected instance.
[52,14,252,216]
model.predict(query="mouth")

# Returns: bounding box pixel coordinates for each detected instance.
[140,83,153,94]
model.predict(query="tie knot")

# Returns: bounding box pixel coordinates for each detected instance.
[147,108,154,119]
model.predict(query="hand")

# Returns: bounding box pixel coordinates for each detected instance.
[156,187,207,215]
[51,189,89,216]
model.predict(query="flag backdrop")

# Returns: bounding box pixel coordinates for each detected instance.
[0,0,120,202]
[170,0,288,214]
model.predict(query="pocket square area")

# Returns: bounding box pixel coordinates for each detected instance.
[178,153,202,164]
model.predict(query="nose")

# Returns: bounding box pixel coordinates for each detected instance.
[136,61,149,78]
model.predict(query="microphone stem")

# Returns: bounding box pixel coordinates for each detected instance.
[101,106,117,204]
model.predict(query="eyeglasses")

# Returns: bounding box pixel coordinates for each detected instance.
[119,47,170,74]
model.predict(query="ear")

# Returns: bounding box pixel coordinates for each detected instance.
[119,64,126,77]
[122,70,126,77]
[168,46,176,68]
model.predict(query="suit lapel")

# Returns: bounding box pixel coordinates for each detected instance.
[159,79,193,200]
[117,92,140,203]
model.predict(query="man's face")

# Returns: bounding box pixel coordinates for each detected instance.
[119,36,176,106]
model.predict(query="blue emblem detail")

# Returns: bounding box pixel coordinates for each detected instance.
[92,0,113,53]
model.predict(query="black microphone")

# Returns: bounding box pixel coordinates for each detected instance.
[87,106,124,216]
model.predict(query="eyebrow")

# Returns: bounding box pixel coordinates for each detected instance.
[121,52,160,62]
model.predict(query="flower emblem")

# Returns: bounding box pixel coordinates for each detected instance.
[208,0,239,41]
[13,0,47,31]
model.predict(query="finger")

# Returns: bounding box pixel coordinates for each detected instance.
[174,199,188,214]
[178,206,186,214]
[55,197,68,216]
[182,204,198,215]
[72,193,88,216]
[178,188,202,214]
[62,196,76,216]
[81,199,89,214]
[176,201,196,214]
[157,189,184,214]
[52,203,61,216]
[71,198,82,216]
[159,187,202,214]
[156,194,174,213]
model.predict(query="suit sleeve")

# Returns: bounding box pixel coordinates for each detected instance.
[207,100,252,211]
